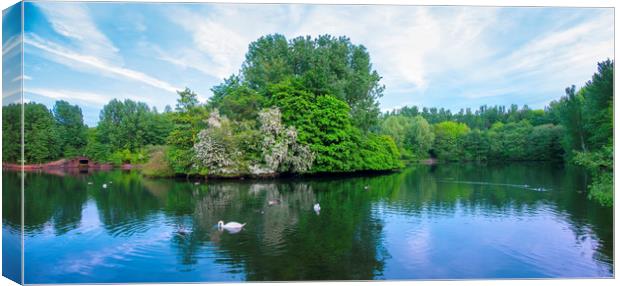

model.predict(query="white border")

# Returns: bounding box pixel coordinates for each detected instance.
[0,1,617,286]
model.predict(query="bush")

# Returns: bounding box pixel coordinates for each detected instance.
[573,145,613,207]
[142,146,175,178]
[108,149,148,165]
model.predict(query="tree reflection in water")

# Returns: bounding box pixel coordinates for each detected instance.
[3,162,614,282]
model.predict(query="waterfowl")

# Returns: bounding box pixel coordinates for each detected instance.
[313,203,321,213]
[218,221,246,230]
[102,183,108,188]
[177,225,191,236]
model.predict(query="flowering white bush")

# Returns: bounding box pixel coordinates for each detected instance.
[193,111,238,175]
[193,108,314,176]
[254,108,314,174]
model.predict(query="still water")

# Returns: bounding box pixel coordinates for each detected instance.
[2,163,614,283]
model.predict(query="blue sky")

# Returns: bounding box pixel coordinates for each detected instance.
[12,1,615,126]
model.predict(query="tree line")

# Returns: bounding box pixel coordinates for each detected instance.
[3,34,402,177]
[1,34,612,206]
[378,59,613,206]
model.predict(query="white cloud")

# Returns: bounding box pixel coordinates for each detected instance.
[457,12,613,100]
[24,87,164,109]
[2,34,21,58]
[24,3,614,115]
[26,33,180,93]
[25,87,110,105]
[161,5,297,81]
[2,87,22,100]
[161,5,500,94]
[37,3,120,64]
[163,7,252,80]
[28,2,180,94]
[12,75,32,82]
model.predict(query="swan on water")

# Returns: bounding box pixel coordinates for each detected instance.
[218,221,246,230]
[102,183,107,188]
[313,203,321,213]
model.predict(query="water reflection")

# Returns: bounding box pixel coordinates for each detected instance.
[1,162,613,283]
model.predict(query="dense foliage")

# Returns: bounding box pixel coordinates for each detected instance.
[379,59,613,206]
[240,34,384,131]
[3,102,84,164]
[196,35,402,175]
[53,100,88,158]
[1,33,612,206]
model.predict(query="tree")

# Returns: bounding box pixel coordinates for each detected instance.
[167,88,209,174]
[2,104,21,163]
[459,129,490,162]
[209,77,266,122]
[175,87,199,112]
[269,80,353,172]
[84,127,110,162]
[582,59,613,149]
[240,34,384,131]
[551,85,588,156]
[526,124,564,161]
[405,116,434,159]
[97,99,171,153]
[23,103,60,163]
[379,115,413,157]
[573,145,613,207]
[52,100,88,157]
[432,121,470,161]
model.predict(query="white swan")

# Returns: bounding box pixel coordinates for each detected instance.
[313,203,321,213]
[218,221,246,230]
[102,183,107,188]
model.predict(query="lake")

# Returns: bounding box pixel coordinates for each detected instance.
[2,162,614,283]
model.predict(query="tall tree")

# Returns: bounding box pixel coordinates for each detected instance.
[167,88,209,174]
[239,34,384,131]
[582,59,613,149]
[432,121,470,161]
[23,103,60,163]
[551,85,589,155]
[53,100,88,157]
[405,116,434,159]
[2,104,21,163]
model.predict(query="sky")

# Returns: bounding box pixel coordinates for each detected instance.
[4,1,614,126]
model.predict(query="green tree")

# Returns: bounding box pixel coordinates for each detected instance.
[97,99,171,152]
[268,79,399,172]
[209,77,265,122]
[379,115,413,157]
[241,34,384,131]
[551,86,588,156]
[573,145,613,207]
[52,100,88,157]
[23,103,60,163]
[526,124,564,161]
[405,116,434,159]
[2,103,21,163]
[167,88,209,174]
[84,127,110,162]
[460,129,490,162]
[432,121,470,161]
[582,59,613,149]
